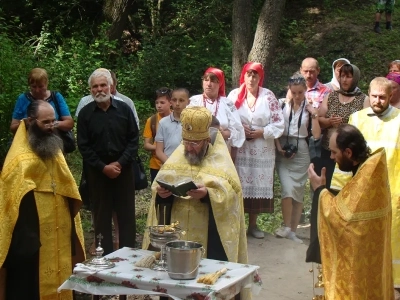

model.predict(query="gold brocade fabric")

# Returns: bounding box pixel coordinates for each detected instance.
[319,148,393,299]
[142,132,248,265]
[331,107,400,286]
[0,122,85,300]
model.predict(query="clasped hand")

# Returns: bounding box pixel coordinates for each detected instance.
[329,115,342,127]
[102,162,121,179]
[243,124,261,139]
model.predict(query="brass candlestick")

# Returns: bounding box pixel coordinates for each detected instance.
[310,263,325,300]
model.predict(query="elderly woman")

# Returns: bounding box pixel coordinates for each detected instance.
[189,67,245,154]
[10,67,73,134]
[318,64,369,188]
[227,62,284,239]
[324,58,350,91]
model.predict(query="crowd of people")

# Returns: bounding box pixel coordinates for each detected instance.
[1,56,400,298]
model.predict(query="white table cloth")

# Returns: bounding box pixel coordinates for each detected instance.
[58,247,262,299]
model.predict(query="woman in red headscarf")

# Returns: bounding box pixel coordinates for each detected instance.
[189,67,245,153]
[227,62,284,239]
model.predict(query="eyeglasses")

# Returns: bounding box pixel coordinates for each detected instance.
[181,140,203,147]
[36,119,59,128]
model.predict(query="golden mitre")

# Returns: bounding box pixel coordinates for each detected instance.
[181,106,212,141]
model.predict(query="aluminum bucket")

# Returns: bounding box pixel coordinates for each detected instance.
[165,240,204,280]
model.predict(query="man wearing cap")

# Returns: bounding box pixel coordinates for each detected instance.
[142,107,248,297]
[331,77,400,292]
[386,72,400,108]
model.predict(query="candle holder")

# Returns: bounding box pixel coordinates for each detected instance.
[83,233,115,270]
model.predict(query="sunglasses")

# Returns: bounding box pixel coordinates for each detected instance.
[156,88,171,97]
[288,77,306,84]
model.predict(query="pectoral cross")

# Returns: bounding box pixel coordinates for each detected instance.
[51,180,56,195]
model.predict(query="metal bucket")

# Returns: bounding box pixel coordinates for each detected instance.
[165,240,204,280]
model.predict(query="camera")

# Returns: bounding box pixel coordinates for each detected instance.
[282,143,298,158]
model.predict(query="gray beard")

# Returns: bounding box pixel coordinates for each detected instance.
[184,143,208,165]
[28,123,64,160]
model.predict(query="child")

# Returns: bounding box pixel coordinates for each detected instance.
[143,88,172,183]
[155,88,190,164]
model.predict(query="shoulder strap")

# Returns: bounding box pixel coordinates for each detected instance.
[25,92,35,102]
[307,112,312,136]
[50,91,62,119]
[150,114,157,139]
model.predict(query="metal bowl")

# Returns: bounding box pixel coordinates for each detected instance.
[149,225,182,250]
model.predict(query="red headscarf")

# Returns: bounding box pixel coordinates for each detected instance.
[204,67,226,97]
[235,62,264,109]
[386,72,400,85]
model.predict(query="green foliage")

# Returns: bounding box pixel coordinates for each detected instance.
[0,20,36,166]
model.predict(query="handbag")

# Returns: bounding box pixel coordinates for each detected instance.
[308,135,322,160]
[133,156,148,190]
[50,91,76,153]
[56,129,76,153]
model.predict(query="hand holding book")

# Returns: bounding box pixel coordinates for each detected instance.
[156,179,198,197]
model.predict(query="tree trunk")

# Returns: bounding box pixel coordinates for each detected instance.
[103,0,134,42]
[248,0,286,86]
[231,0,253,88]
[147,0,164,36]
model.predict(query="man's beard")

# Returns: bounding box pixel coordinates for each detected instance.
[28,123,63,160]
[184,143,208,165]
[371,102,389,114]
[93,91,110,103]
[337,155,354,172]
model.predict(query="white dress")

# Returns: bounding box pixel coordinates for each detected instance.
[189,94,245,148]
[227,88,284,208]
[275,100,311,202]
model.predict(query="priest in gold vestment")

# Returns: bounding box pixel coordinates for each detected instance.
[309,124,393,299]
[0,100,85,300]
[143,106,247,265]
[331,77,400,288]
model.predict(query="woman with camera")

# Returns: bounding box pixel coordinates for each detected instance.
[227,62,284,239]
[274,74,321,243]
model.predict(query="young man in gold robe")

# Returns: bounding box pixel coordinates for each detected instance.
[308,124,393,299]
[331,77,400,290]
[142,106,248,299]
[0,100,85,300]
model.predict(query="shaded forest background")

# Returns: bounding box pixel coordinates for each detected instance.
[0,0,397,168]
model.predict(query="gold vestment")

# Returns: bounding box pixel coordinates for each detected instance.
[142,132,248,264]
[0,122,85,299]
[319,148,393,299]
[331,107,400,286]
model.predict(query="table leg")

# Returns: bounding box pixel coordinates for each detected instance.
[119,296,127,300]
[92,296,100,300]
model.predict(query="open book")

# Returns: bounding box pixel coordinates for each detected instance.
[156,179,198,197]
